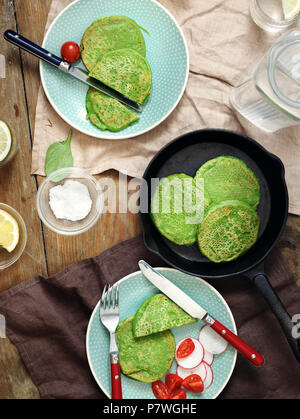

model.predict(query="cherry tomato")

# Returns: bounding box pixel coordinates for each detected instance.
[170,388,187,399]
[152,381,170,399]
[182,374,204,393]
[165,373,183,393]
[176,338,195,359]
[61,41,80,63]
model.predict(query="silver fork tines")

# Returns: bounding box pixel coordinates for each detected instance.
[101,284,119,310]
[100,283,120,355]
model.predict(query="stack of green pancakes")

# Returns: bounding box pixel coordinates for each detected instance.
[116,294,196,382]
[151,174,211,246]
[151,156,261,263]
[81,16,152,132]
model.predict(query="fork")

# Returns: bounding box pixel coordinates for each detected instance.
[100,284,122,399]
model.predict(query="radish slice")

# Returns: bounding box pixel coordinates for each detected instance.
[177,362,207,382]
[203,347,214,365]
[199,325,228,355]
[175,338,204,369]
[203,362,214,389]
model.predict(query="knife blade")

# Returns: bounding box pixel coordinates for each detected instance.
[138,260,264,367]
[68,67,142,112]
[4,30,142,113]
[139,260,207,319]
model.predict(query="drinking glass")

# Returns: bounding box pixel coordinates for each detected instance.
[250,0,299,32]
[0,119,18,167]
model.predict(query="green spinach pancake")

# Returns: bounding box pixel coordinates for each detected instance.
[86,89,107,131]
[151,174,210,246]
[198,200,260,263]
[195,156,260,208]
[133,294,197,338]
[86,88,139,132]
[81,16,146,72]
[116,316,175,383]
[90,48,152,105]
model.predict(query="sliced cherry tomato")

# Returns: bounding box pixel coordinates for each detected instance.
[165,373,183,393]
[170,388,187,399]
[61,41,80,63]
[182,374,204,393]
[176,338,195,359]
[152,381,170,399]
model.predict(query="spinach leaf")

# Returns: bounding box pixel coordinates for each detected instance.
[45,129,74,179]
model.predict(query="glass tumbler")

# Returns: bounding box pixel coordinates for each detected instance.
[250,0,299,32]
[0,119,18,167]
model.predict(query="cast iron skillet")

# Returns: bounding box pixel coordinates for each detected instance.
[139,129,300,362]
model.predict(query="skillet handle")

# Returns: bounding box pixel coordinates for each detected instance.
[253,273,300,363]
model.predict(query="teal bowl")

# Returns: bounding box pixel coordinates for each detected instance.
[40,0,189,140]
[86,268,237,399]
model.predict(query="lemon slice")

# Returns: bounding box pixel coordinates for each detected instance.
[282,0,300,19]
[0,209,19,253]
[0,120,12,163]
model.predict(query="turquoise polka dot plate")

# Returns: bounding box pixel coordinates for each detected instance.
[86,268,237,399]
[40,0,189,140]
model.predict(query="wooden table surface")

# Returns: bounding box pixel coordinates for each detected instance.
[0,0,299,399]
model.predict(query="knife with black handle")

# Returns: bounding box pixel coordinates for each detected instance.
[4,29,142,113]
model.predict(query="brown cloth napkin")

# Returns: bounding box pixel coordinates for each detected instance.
[31,0,300,215]
[0,236,300,399]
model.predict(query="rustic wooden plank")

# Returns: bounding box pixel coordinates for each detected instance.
[13,0,52,136]
[0,0,49,399]
[0,338,39,399]
[0,0,48,286]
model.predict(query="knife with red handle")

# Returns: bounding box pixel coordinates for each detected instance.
[139,260,264,367]
[202,314,264,366]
